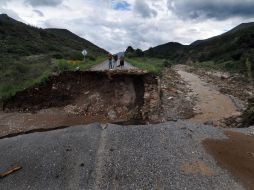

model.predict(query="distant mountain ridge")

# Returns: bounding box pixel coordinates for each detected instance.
[144,42,186,60]
[0,14,107,60]
[145,22,254,73]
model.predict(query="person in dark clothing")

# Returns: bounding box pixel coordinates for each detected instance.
[108,53,113,69]
[119,55,125,69]
[113,54,118,69]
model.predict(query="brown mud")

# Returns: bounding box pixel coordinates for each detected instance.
[203,131,254,190]
[176,67,239,125]
[183,65,254,128]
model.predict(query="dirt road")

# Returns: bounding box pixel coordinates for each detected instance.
[91,60,136,71]
[175,65,240,124]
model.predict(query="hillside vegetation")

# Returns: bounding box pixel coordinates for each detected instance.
[0,14,107,59]
[0,14,107,101]
[127,57,167,75]
[144,22,254,75]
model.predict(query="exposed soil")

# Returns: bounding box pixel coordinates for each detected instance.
[180,160,214,177]
[203,131,254,190]
[4,71,146,115]
[186,66,254,103]
[178,65,251,127]
[0,70,161,138]
[174,65,240,126]
[160,67,195,121]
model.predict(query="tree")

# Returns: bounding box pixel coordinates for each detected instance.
[125,46,135,53]
[135,49,144,57]
[125,46,135,57]
[146,47,154,57]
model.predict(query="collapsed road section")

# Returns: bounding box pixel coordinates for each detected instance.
[3,70,161,125]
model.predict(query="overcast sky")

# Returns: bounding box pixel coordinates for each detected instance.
[1,0,254,53]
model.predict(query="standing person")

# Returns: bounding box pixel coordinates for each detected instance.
[108,53,113,69]
[113,54,118,69]
[119,55,125,69]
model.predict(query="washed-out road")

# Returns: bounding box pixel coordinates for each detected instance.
[0,122,248,190]
[0,63,253,189]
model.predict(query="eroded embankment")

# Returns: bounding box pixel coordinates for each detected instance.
[3,71,160,124]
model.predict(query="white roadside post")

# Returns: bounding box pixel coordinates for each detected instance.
[82,49,88,61]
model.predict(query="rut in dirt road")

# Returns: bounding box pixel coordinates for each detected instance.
[175,65,240,124]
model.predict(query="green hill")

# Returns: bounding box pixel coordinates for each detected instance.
[144,42,186,60]
[0,14,107,59]
[145,22,254,74]
[0,14,107,101]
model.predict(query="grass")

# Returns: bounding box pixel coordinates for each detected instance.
[0,55,106,102]
[127,57,167,75]
[55,57,104,72]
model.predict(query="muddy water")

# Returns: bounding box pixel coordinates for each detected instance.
[203,131,254,190]
[177,69,239,124]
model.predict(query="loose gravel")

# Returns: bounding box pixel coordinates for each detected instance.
[0,121,246,190]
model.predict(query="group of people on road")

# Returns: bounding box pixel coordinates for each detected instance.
[108,53,125,70]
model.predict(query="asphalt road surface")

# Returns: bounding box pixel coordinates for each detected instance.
[91,60,136,71]
[0,121,245,190]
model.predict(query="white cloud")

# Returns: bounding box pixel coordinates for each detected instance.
[0,0,254,53]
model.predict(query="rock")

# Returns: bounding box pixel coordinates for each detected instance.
[246,91,253,96]
[89,93,101,104]
[249,131,254,136]
[144,92,150,99]
[235,117,243,123]
[176,90,183,94]
[221,74,230,80]
[101,123,108,130]
[52,84,57,90]
[204,121,214,125]
[236,123,242,128]
[168,97,173,100]
[108,110,117,120]
[51,72,59,76]
[66,84,71,91]
[64,105,83,115]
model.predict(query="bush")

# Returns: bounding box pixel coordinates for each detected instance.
[163,59,173,67]
[87,55,96,61]
[52,53,64,59]
[57,59,74,72]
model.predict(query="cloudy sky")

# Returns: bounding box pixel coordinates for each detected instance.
[1,0,254,53]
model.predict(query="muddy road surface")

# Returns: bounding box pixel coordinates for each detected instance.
[175,65,240,125]
[0,122,249,190]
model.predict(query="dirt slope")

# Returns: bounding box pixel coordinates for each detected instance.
[1,70,160,137]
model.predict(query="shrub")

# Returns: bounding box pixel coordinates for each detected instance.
[57,59,73,72]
